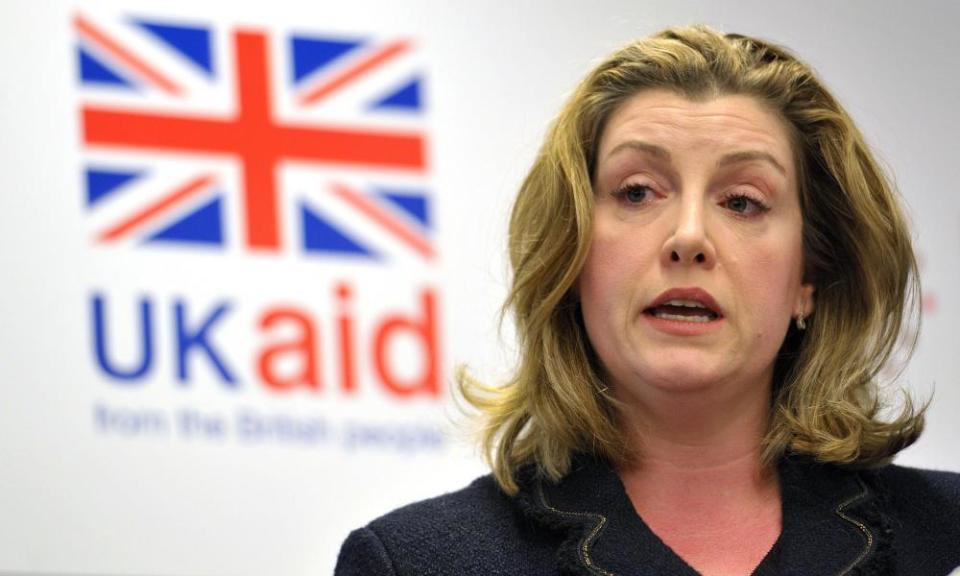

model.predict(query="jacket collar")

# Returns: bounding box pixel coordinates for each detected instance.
[514,454,892,576]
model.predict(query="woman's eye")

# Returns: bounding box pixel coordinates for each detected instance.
[723,194,767,215]
[617,184,652,204]
[727,196,750,212]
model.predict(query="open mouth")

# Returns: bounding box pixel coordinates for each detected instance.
[644,299,721,323]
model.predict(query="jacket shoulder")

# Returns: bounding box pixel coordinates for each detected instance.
[867,463,960,566]
[872,463,960,509]
[367,474,513,536]
[335,475,556,576]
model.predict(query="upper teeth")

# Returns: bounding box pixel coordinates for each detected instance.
[664,299,708,309]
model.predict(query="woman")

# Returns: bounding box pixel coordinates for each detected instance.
[335,26,960,575]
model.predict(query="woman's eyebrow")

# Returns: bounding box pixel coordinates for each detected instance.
[717,150,787,176]
[602,140,786,184]
[605,141,785,175]
[604,140,671,162]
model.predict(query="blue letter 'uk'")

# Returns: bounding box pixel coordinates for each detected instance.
[92,293,153,382]
[174,299,236,386]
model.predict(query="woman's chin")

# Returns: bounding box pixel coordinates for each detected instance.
[618,357,741,398]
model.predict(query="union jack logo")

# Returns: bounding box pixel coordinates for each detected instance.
[76,13,433,260]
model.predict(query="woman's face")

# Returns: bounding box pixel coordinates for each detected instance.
[579,89,814,402]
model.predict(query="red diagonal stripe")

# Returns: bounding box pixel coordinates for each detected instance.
[98,174,214,241]
[330,183,434,260]
[75,14,182,96]
[299,40,409,105]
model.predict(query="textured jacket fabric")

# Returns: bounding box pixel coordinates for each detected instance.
[335,454,960,575]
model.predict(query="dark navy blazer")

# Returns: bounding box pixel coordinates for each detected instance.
[335,454,960,575]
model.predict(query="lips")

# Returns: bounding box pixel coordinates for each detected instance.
[644,287,723,323]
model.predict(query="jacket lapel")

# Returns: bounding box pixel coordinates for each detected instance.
[770,456,894,575]
[516,456,699,575]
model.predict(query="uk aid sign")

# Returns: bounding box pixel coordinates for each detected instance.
[77,12,445,448]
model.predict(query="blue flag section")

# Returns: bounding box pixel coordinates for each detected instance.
[135,20,215,76]
[301,202,376,257]
[291,36,364,84]
[78,47,137,88]
[370,76,423,111]
[376,188,431,228]
[85,168,142,206]
[147,196,224,246]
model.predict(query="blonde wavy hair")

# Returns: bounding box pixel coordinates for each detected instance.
[460,25,925,494]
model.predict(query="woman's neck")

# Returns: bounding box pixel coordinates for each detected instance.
[615,381,782,575]
[615,367,776,473]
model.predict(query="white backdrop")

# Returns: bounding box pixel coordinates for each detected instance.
[1,1,958,575]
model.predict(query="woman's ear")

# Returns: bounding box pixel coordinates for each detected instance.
[798,282,815,317]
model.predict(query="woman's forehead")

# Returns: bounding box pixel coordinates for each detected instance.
[596,90,795,172]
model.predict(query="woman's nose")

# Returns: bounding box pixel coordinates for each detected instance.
[661,198,716,268]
